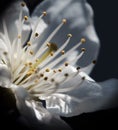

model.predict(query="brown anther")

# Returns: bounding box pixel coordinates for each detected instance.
[45,68,50,72]
[92,60,97,64]
[65,62,69,67]
[82,76,85,80]
[58,68,62,72]
[34,79,39,83]
[67,34,72,38]
[47,43,51,47]
[50,52,54,56]
[61,50,65,55]
[40,73,44,77]
[24,16,28,21]
[21,2,26,7]
[3,52,8,55]
[62,19,67,24]
[43,11,47,16]
[81,38,86,43]
[76,66,80,70]
[44,77,48,80]
[51,78,55,82]
[53,70,56,73]
[29,62,32,66]
[29,50,34,55]
[81,48,86,52]
[64,73,69,77]
[35,32,39,37]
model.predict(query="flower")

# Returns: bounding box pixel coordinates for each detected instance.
[0,0,118,129]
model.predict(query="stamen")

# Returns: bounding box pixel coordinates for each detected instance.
[92,60,97,64]
[21,2,26,7]
[24,16,28,21]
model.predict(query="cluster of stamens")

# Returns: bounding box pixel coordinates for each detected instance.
[0,2,96,97]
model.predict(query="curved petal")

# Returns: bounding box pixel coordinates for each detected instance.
[45,77,118,117]
[32,0,100,73]
[0,64,11,88]
[0,0,31,43]
[11,85,71,130]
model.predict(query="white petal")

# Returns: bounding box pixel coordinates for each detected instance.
[1,1,31,43]
[45,78,118,117]
[0,64,11,88]
[11,85,71,130]
[32,0,100,73]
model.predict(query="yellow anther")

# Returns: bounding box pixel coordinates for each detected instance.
[42,11,47,16]
[24,16,28,21]
[27,41,31,46]
[67,34,72,38]
[47,43,51,47]
[29,62,33,66]
[62,19,67,24]
[34,79,39,83]
[53,70,56,73]
[45,68,50,72]
[61,50,65,55]
[81,38,86,43]
[29,50,34,55]
[18,35,21,39]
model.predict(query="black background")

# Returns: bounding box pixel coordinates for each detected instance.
[0,0,118,130]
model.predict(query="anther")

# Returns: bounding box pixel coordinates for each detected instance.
[58,68,62,72]
[35,32,39,37]
[45,68,50,72]
[47,43,51,47]
[34,79,39,83]
[44,77,48,81]
[40,73,44,77]
[29,50,34,55]
[42,11,47,16]
[81,38,86,43]
[53,70,56,73]
[82,76,85,80]
[76,66,81,70]
[18,35,21,39]
[64,73,69,77]
[29,62,33,66]
[62,19,67,24]
[65,62,69,67]
[27,41,31,46]
[51,78,55,82]
[67,34,72,38]
[24,16,28,21]
[3,51,8,55]
[92,60,97,64]
[21,2,26,7]
[61,50,65,55]
[81,48,86,52]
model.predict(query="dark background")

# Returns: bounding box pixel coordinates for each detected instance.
[0,0,118,130]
